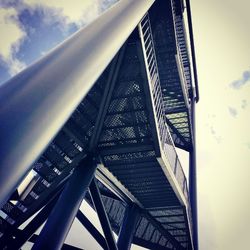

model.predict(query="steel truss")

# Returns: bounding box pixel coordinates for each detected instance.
[0,0,199,249]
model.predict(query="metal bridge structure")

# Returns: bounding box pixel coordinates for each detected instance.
[0,0,199,249]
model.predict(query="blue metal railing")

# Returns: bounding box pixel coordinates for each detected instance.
[139,14,189,202]
[171,0,192,96]
[139,12,193,241]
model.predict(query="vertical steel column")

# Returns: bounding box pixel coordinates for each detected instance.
[32,155,96,250]
[117,204,140,250]
[0,0,155,207]
[189,96,198,250]
[89,179,118,250]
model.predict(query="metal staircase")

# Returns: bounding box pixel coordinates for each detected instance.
[0,0,199,249]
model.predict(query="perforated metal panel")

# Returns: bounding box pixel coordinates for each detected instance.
[0,64,110,246]
[0,1,194,249]
[149,0,193,151]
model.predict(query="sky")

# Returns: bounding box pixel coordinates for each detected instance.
[191,0,250,249]
[0,0,250,249]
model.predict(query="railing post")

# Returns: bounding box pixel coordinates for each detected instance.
[32,155,96,250]
[117,204,140,250]
[189,96,198,250]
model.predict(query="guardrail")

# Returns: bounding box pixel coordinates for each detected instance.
[171,0,192,97]
[139,14,189,202]
[139,13,194,240]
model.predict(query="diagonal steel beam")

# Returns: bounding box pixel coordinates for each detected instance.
[28,234,83,250]
[133,237,173,250]
[32,155,96,250]
[89,44,126,151]
[142,210,185,250]
[166,118,190,150]
[76,210,107,250]
[117,204,140,250]
[7,192,60,250]
[0,0,155,207]
[89,179,118,250]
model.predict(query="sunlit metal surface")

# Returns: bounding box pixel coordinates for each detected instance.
[0,0,198,249]
[0,0,155,207]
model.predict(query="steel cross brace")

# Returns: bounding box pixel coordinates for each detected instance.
[76,210,107,249]
[89,179,118,250]
[32,155,97,250]
[117,204,140,250]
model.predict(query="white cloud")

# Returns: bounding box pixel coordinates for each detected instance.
[241,99,247,109]
[23,0,101,27]
[0,8,26,75]
[228,106,238,117]
[0,0,118,77]
[230,69,250,89]
[7,56,26,75]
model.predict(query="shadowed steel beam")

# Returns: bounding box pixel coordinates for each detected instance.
[0,0,155,207]
[99,188,121,201]
[142,211,185,250]
[32,156,96,250]
[133,237,172,250]
[28,235,83,250]
[100,144,153,156]
[89,44,126,151]
[90,179,118,250]
[117,204,140,250]
[189,96,198,250]
[7,193,60,249]
[0,177,69,249]
[166,118,189,150]
[76,210,107,250]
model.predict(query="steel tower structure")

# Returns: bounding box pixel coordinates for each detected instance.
[0,0,199,249]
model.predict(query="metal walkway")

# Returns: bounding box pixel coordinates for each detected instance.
[0,0,199,249]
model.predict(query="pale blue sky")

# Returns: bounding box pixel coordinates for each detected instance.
[192,0,250,249]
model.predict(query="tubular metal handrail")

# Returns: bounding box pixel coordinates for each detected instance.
[171,0,192,100]
[0,0,155,207]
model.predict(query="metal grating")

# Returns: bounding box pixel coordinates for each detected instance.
[0,64,110,246]
[0,3,194,248]
[148,0,193,151]
[149,207,191,248]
